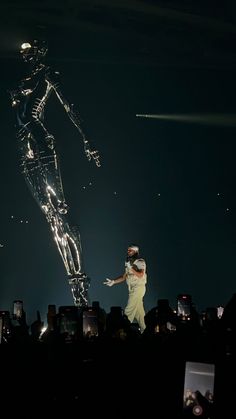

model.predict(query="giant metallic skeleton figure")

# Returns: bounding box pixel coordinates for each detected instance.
[10,40,101,307]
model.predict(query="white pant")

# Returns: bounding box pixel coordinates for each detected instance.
[124,286,146,333]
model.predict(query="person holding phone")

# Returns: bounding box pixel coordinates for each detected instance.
[103,244,147,333]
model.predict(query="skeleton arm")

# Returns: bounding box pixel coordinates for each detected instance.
[46,69,101,167]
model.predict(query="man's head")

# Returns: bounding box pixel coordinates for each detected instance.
[127,244,139,257]
[20,39,48,64]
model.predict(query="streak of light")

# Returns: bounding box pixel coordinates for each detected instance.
[136,113,236,127]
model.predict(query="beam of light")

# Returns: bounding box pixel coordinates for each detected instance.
[136,113,236,127]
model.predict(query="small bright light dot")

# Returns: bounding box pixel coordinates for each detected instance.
[114,191,117,195]
[26,220,29,223]
[20,220,23,223]
[82,186,86,189]
[226,208,230,211]
[21,42,31,50]
[11,215,14,218]
[158,193,161,196]
[89,182,92,186]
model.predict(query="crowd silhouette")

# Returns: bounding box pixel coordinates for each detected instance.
[1,293,236,418]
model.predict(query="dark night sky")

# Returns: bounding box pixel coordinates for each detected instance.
[0,0,236,324]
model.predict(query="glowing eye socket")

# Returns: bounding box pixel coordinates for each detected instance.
[21,42,32,50]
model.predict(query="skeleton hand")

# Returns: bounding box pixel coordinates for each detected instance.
[90,149,101,167]
[103,278,115,287]
[83,137,101,167]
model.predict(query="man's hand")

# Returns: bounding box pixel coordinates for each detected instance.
[103,278,115,287]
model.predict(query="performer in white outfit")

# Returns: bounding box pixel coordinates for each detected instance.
[104,244,147,333]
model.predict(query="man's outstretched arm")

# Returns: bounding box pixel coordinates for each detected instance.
[103,274,126,286]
